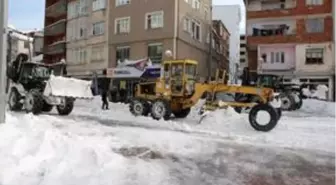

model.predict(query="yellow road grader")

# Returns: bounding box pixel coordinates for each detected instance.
[129,59,282,132]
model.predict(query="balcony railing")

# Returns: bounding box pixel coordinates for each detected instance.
[46,0,66,18]
[45,42,66,55]
[44,19,66,36]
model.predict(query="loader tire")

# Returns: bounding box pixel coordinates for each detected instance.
[150,99,172,120]
[129,98,150,116]
[24,89,44,115]
[56,98,74,116]
[173,108,191,118]
[42,101,53,112]
[276,108,282,120]
[8,87,23,111]
[279,92,295,111]
[249,103,279,132]
[292,93,303,110]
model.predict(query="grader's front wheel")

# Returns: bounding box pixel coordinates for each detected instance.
[248,104,279,132]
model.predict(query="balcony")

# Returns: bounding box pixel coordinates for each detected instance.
[247,0,332,19]
[45,42,66,55]
[46,0,66,18]
[44,19,66,36]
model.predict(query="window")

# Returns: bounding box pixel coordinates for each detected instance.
[240,59,245,63]
[72,48,87,64]
[115,17,130,34]
[67,1,79,19]
[192,0,200,9]
[183,18,190,32]
[116,0,130,6]
[92,22,104,35]
[306,18,324,33]
[240,44,246,48]
[305,48,323,64]
[148,43,163,64]
[306,0,323,5]
[145,11,164,29]
[116,46,130,62]
[269,52,285,63]
[91,46,104,61]
[92,0,106,11]
[23,41,29,49]
[191,20,201,41]
[79,0,88,15]
[240,51,245,55]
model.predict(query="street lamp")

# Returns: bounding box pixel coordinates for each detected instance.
[0,0,8,123]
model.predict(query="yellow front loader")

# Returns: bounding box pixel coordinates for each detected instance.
[129,59,282,132]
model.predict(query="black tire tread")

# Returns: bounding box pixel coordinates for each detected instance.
[248,103,279,132]
[56,98,74,115]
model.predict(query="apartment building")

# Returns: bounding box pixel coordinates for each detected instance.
[213,5,242,82]
[44,0,67,64]
[239,35,248,69]
[211,20,230,72]
[246,0,334,100]
[58,0,212,79]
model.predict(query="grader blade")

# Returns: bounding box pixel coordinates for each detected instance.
[43,75,94,99]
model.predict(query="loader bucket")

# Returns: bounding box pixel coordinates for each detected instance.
[43,75,94,99]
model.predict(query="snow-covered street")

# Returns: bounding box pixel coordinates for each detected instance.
[0,98,334,185]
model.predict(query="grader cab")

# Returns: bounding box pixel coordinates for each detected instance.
[129,59,282,132]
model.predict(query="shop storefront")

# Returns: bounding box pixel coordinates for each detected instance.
[106,59,161,103]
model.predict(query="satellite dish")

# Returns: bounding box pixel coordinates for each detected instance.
[165,50,173,58]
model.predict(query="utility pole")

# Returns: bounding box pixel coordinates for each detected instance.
[0,0,8,124]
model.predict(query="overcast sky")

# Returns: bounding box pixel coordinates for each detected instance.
[8,0,245,31]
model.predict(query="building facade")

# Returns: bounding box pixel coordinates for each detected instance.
[44,0,67,64]
[246,0,334,100]
[46,0,213,79]
[211,20,230,72]
[213,5,242,83]
[239,34,248,69]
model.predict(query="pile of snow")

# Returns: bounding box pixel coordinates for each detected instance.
[43,75,93,99]
[299,99,335,117]
[302,85,329,100]
[0,113,219,185]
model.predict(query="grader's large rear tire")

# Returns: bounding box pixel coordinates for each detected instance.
[56,98,74,116]
[248,103,279,132]
[150,99,172,120]
[24,89,44,115]
[173,108,191,118]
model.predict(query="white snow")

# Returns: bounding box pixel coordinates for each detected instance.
[0,96,334,184]
[43,75,93,99]
[72,97,335,154]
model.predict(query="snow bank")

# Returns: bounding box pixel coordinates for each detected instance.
[0,113,218,185]
[73,97,335,153]
[299,99,335,117]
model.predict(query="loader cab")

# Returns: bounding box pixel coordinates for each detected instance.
[256,74,280,88]
[18,62,52,91]
[161,59,197,97]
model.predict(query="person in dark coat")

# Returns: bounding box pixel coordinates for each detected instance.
[100,69,110,110]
